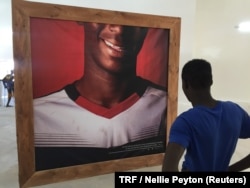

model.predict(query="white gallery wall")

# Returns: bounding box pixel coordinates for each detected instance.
[193,0,250,113]
[0,0,13,76]
[0,0,13,106]
[1,0,250,113]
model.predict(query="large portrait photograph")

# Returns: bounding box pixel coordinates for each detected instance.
[31,18,169,171]
[12,0,180,187]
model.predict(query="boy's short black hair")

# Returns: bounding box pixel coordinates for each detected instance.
[181,59,213,89]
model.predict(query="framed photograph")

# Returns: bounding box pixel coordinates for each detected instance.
[12,0,180,187]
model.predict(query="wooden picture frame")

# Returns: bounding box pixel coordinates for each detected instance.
[12,0,180,187]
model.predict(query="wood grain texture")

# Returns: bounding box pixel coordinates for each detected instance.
[12,0,180,187]
[23,153,164,187]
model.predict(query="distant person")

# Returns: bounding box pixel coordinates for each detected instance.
[34,22,167,170]
[2,70,14,107]
[162,59,250,171]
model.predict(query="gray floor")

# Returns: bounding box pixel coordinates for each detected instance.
[0,100,249,188]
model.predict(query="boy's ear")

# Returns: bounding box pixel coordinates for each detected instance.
[183,79,189,89]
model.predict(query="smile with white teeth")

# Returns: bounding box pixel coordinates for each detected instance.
[104,40,124,52]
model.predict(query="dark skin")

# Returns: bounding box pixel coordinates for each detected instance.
[75,23,148,108]
[162,78,217,171]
